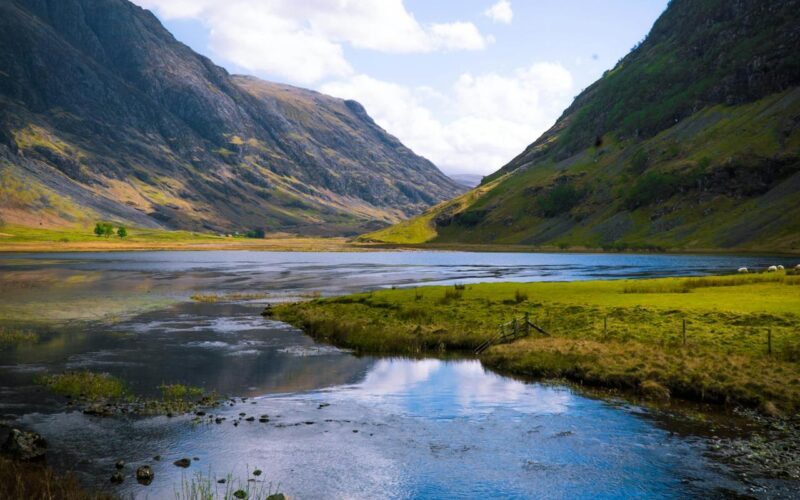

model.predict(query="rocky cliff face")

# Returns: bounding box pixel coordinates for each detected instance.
[365,0,800,252]
[0,0,462,234]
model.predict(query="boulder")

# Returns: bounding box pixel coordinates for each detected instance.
[136,465,154,485]
[1,428,47,461]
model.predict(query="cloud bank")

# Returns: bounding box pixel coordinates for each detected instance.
[322,62,573,175]
[134,0,573,175]
[135,0,491,84]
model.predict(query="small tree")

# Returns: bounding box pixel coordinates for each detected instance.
[117,226,127,238]
[103,223,114,238]
[94,222,105,237]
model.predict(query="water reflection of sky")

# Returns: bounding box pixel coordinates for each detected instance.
[348,359,570,419]
[19,356,750,499]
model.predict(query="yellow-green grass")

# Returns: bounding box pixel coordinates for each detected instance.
[190,292,270,303]
[0,327,38,347]
[158,383,205,401]
[36,371,128,401]
[0,224,361,252]
[359,175,507,244]
[274,272,800,413]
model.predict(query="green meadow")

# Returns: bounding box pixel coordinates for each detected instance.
[275,271,800,414]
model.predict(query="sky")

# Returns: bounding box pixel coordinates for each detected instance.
[132,0,669,177]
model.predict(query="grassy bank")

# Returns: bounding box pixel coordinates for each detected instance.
[0,455,113,500]
[0,225,362,252]
[274,272,800,414]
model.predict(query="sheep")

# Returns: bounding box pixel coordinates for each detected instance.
[737,267,749,273]
[796,264,800,270]
[777,265,785,271]
[767,265,778,272]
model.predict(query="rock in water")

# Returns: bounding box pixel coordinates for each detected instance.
[110,471,125,484]
[1,428,47,461]
[173,457,191,468]
[136,465,154,485]
[115,460,125,469]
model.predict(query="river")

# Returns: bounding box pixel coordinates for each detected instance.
[0,251,797,498]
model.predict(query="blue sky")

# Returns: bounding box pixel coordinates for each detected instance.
[134,0,669,176]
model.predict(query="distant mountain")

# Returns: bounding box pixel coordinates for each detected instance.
[0,0,462,235]
[365,0,800,251]
[449,174,484,188]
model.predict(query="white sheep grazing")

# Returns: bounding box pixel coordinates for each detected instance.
[777,265,785,271]
[767,265,778,272]
[737,267,749,273]
[796,264,800,270]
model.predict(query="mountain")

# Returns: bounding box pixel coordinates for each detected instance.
[365,0,800,252]
[0,0,462,236]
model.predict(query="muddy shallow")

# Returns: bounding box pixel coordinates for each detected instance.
[1,251,798,498]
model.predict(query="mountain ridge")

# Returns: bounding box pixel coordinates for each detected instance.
[365,0,800,252]
[0,0,463,235]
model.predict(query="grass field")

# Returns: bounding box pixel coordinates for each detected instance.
[274,271,800,414]
[0,225,360,252]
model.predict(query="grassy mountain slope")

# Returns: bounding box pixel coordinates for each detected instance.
[365,0,800,251]
[0,0,462,236]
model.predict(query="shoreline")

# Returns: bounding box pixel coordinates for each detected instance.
[2,238,799,256]
[272,273,800,413]
[271,274,800,479]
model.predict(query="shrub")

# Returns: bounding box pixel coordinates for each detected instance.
[624,171,680,209]
[117,226,127,238]
[514,289,529,303]
[93,222,114,237]
[536,183,586,217]
[244,228,266,239]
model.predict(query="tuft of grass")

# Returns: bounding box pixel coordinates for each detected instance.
[0,328,38,347]
[191,293,270,303]
[159,383,205,401]
[0,455,114,500]
[437,287,463,305]
[36,371,127,401]
[191,294,220,303]
[175,470,285,500]
[274,275,800,413]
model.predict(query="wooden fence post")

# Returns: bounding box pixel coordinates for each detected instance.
[513,318,519,337]
[682,319,686,346]
[604,316,608,338]
[524,313,530,336]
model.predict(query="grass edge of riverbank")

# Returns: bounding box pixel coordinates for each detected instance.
[272,273,800,415]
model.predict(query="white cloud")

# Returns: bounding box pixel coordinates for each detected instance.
[133,0,490,84]
[484,0,513,24]
[322,62,573,175]
[429,22,492,51]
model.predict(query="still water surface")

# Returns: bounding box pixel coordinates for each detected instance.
[1,251,797,498]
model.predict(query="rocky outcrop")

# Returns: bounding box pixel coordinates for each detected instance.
[1,429,47,461]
